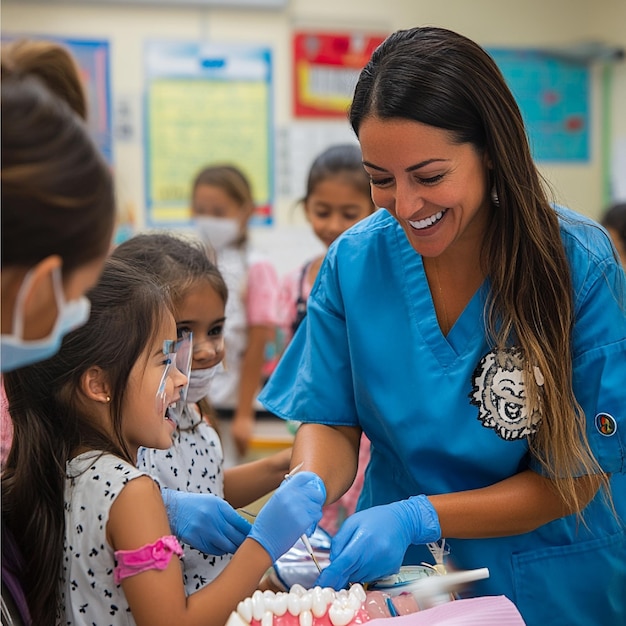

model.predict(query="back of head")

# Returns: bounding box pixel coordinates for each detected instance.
[112,231,228,308]
[305,143,373,208]
[1,38,87,120]
[1,73,114,272]
[192,163,254,209]
[2,256,170,625]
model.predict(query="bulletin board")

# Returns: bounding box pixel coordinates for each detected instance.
[293,31,387,118]
[2,34,112,163]
[145,41,273,226]
[488,48,590,162]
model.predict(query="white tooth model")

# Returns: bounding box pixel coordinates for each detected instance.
[225,577,525,626]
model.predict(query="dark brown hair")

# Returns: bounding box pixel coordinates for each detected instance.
[304,143,374,209]
[1,73,114,273]
[2,257,171,625]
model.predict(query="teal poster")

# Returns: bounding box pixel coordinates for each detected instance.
[489,49,589,162]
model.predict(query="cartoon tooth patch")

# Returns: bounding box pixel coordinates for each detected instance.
[469,347,543,441]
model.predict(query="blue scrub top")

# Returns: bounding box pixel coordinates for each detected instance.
[259,207,626,626]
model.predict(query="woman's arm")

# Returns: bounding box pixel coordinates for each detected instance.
[432,469,603,538]
[231,324,273,456]
[223,446,291,508]
[290,422,362,505]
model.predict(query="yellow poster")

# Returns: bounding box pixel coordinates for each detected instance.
[145,42,273,225]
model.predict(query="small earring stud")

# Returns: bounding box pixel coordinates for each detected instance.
[106,396,111,403]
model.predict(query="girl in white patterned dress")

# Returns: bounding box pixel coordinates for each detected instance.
[113,232,292,594]
[2,257,325,626]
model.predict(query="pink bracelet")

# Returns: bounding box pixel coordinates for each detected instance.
[114,535,183,584]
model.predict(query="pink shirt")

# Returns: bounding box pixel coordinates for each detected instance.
[246,256,280,326]
[277,261,314,342]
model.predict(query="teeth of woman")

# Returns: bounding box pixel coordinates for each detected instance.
[409,209,445,230]
[261,610,274,626]
[299,609,313,626]
[237,597,253,622]
[251,590,266,621]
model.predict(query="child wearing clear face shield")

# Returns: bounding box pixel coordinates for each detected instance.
[113,232,292,594]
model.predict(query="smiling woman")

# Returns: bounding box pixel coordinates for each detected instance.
[259,26,626,626]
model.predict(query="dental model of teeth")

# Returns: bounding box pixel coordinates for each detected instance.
[226,583,416,626]
[225,583,526,626]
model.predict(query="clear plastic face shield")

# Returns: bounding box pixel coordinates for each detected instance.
[155,330,193,415]
[175,329,193,402]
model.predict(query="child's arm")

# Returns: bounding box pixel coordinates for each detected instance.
[223,446,291,508]
[231,323,273,456]
[108,470,325,626]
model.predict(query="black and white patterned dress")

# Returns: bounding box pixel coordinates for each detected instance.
[60,451,149,625]
[137,403,230,593]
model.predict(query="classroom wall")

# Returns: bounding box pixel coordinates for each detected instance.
[3,0,625,273]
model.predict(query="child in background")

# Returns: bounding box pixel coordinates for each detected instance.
[191,165,279,465]
[2,257,324,626]
[113,232,291,593]
[277,143,376,535]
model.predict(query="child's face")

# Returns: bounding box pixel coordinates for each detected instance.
[192,183,251,231]
[305,177,374,249]
[176,282,226,371]
[122,312,187,455]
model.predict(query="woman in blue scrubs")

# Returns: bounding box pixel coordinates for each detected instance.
[259,27,626,625]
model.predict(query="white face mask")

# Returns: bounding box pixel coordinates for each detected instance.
[186,362,224,403]
[1,265,91,372]
[194,216,240,251]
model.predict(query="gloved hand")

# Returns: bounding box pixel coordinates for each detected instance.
[248,471,326,562]
[162,488,252,555]
[316,495,441,589]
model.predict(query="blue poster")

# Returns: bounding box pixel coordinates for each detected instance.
[488,49,590,162]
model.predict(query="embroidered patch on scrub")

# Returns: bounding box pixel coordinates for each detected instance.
[595,413,617,437]
[469,347,543,441]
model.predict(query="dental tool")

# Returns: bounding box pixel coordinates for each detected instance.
[284,463,323,574]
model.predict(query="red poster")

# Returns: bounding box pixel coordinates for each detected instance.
[293,31,387,118]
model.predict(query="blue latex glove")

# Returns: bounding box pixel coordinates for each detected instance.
[248,471,326,562]
[316,495,441,589]
[162,488,252,555]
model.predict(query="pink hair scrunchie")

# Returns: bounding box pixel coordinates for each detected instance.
[114,535,183,584]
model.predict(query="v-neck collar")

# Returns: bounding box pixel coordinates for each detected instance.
[396,226,489,364]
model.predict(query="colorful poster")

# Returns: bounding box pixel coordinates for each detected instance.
[293,31,387,118]
[489,49,590,162]
[145,41,273,226]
